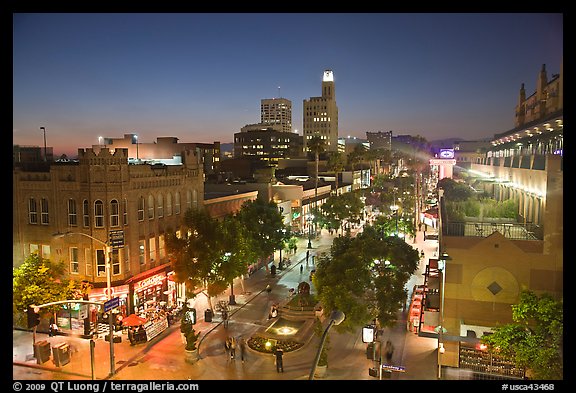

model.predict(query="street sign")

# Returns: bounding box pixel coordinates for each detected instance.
[381,364,406,373]
[79,304,89,319]
[104,297,120,312]
[109,230,125,248]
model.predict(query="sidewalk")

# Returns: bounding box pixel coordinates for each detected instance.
[13,227,440,380]
[13,235,316,380]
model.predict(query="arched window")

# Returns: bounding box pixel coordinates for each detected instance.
[166,193,173,216]
[68,199,78,226]
[148,195,155,219]
[28,198,38,224]
[157,194,164,218]
[175,192,181,215]
[110,199,119,227]
[138,196,145,221]
[83,199,90,227]
[94,200,104,227]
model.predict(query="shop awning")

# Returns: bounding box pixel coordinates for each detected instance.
[122,314,148,327]
[125,262,172,284]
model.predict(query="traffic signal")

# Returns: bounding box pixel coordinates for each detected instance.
[27,306,40,329]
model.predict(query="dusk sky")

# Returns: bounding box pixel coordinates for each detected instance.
[13,13,563,158]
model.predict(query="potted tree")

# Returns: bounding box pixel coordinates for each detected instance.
[180,307,201,364]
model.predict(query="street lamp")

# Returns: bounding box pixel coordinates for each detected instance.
[40,127,47,162]
[223,252,236,305]
[306,213,314,249]
[134,134,139,161]
[437,251,451,379]
[278,228,286,267]
[390,204,399,235]
[53,231,116,377]
[309,309,345,380]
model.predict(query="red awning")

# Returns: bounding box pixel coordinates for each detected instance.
[125,262,172,284]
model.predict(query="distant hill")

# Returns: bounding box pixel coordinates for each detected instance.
[428,137,464,149]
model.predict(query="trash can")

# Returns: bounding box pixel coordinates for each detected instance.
[52,343,71,367]
[204,309,213,323]
[34,340,51,364]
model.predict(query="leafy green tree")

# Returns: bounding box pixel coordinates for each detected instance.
[219,213,259,298]
[165,208,224,310]
[326,151,346,195]
[236,198,285,273]
[13,253,82,325]
[320,192,364,235]
[481,290,563,380]
[313,226,419,332]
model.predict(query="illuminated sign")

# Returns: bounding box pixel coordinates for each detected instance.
[429,159,456,166]
[134,272,167,292]
[439,149,454,158]
[362,325,375,343]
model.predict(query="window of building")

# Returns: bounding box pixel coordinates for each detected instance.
[85,248,93,277]
[29,244,39,256]
[68,199,78,227]
[159,234,166,260]
[157,194,164,218]
[83,200,90,227]
[110,199,120,227]
[111,248,120,275]
[41,198,49,225]
[70,247,79,274]
[29,198,38,224]
[166,193,173,216]
[123,199,128,226]
[42,244,51,260]
[96,249,106,277]
[94,200,104,227]
[138,196,145,221]
[123,247,130,273]
[175,192,181,215]
[139,240,146,265]
[149,237,156,263]
[148,195,155,220]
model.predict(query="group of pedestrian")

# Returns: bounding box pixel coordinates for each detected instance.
[224,336,247,363]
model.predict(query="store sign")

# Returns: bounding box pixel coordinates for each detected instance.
[362,325,375,343]
[439,149,454,158]
[429,158,456,166]
[134,272,167,292]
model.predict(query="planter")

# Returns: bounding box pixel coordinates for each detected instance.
[314,364,327,378]
[185,348,200,364]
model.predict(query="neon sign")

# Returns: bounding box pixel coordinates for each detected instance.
[134,272,166,292]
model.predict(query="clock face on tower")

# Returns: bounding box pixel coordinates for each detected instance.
[323,70,334,82]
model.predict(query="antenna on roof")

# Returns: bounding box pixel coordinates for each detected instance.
[278,86,281,98]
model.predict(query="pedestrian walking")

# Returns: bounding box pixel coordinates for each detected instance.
[274,347,284,372]
[420,250,425,259]
[229,336,237,360]
[265,284,272,295]
[222,309,229,328]
[224,336,231,356]
[300,264,303,274]
[239,337,247,363]
[306,250,310,265]
[385,340,394,363]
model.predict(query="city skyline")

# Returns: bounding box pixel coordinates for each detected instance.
[13,13,563,157]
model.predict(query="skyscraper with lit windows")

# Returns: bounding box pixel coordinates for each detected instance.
[261,98,292,132]
[303,70,339,153]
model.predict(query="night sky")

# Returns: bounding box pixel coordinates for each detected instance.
[13,13,563,157]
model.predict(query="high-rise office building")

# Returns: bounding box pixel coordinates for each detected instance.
[261,98,292,132]
[303,70,339,152]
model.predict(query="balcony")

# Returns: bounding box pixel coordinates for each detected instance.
[444,221,542,240]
